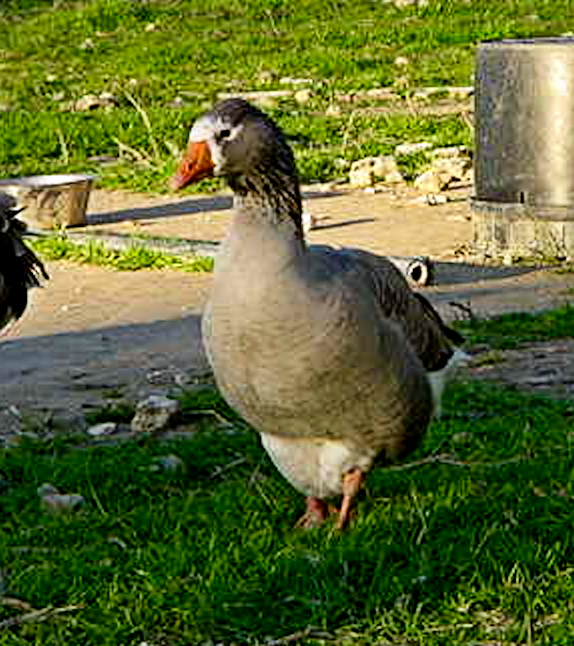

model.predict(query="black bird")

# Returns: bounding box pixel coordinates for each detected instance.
[0,192,48,331]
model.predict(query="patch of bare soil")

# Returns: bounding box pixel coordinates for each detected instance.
[1,186,573,427]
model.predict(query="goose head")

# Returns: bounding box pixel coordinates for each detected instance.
[172,99,302,225]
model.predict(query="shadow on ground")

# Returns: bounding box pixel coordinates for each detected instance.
[432,260,536,286]
[86,189,342,226]
[0,315,210,419]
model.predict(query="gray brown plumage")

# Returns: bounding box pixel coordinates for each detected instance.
[0,192,48,331]
[173,99,465,527]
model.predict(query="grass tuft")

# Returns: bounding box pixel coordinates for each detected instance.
[29,234,214,272]
[454,304,574,349]
[3,0,573,192]
[1,381,574,644]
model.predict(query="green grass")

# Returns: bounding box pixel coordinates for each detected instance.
[454,304,574,350]
[29,234,214,272]
[1,381,574,645]
[2,0,574,192]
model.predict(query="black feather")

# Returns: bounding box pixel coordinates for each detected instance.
[0,196,48,329]
[414,292,465,345]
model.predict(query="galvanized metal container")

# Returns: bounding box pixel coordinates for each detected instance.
[472,38,574,261]
[0,174,95,229]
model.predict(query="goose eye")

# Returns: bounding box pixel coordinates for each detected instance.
[219,129,231,140]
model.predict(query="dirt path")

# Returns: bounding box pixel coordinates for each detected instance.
[1,185,573,424]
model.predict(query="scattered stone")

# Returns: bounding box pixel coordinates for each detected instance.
[45,73,58,83]
[294,89,313,104]
[52,91,66,102]
[169,96,185,108]
[395,141,433,156]
[413,169,448,194]
[38,483,85,514]
[131,395,180,433]
[144,22,158,32]
[87,422,119,437]
[99,91,118,104]
[146,367,189,387]
[431,145,471,159]
[152,454,185,473]
[217,90,292,109]
[413,146,473,193]
[0,103,14,112]
[42,493,86,514]
[394,55,409,67]
[325,104,341,117]
[80,38,95,50]
[37,483,59,497]
[74,92,118,112]
[349,156,404,188]
[279,77,314,86]
[426,193,448,205]
[432,156,472,182]
[257,70,276,83]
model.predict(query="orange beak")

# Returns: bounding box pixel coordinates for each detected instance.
[171,141,214,190]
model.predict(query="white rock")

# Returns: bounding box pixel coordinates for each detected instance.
[431,145,471,159]
[431,156,472,182]
[294,89,313,104]
[325,104,341,117]
[257,70,276,83]
[87,422,118,436]
[349,156,404,188]
[394,56,410,67]
[74,93,117,112]
[42,493,86,514]
[37,483,59,497]
[395,141,433,156]
[153,454,185,473]
[426,193,448,205]
[413,169,448,194]
[382,0,429,7]
[37,482,85,514]
[131,395,180,433]
[279,77,314,86]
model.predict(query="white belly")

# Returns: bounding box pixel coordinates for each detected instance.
[260,433,377,498]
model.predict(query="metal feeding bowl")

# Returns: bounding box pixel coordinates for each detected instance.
[472,38,574,261]
[0,173,95,230]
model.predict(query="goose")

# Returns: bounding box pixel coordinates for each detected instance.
[0,192,48,331]
[173,99,465,528]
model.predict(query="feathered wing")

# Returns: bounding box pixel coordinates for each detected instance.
[0,195,48,329]
[332,247,463,372]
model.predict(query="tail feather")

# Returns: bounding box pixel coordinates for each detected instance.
[0,193,48,329]
[427,348,470,418]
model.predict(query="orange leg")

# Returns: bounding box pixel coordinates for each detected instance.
[337,468,364,530]
[295,497,332,528]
